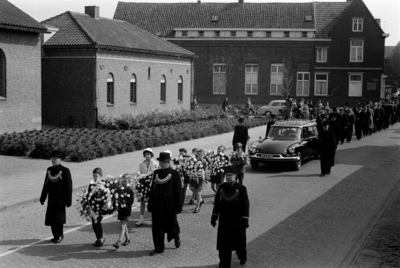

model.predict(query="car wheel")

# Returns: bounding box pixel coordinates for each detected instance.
[250,160,259,169]
[294,152,303,170]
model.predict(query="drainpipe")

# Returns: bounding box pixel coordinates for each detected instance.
[190,57,196,108]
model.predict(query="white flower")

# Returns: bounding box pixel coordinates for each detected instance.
[121,194,125,198]
[127,194,130,197]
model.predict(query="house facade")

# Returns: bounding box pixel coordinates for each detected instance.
[114,0,388,109]
[384,46,400,95]
[0,0,48,134]
[42,6,195,127]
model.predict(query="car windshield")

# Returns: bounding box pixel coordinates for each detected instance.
[267,127,302,141]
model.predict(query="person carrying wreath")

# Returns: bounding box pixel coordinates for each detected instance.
[88,167,106,247]
[190,149,208,213]
[147,152,183,256]
[135,148,159,226]
[230,143,248,185]
[210,145,229,194]
[211,165,250,268]
[40,150,73,243]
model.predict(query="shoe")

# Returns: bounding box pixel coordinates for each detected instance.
[113,241,121,249]
[193,207,200,213]
[122,238,130,246]
[50,238,56,243]
[53,235,64,244]
[199,199,204,208]
[136,219,143,226]
[188,199,194,205]
[149,249,164,256]
[240,257,247,265]
[319,174,325,177]
[174,236,181,248]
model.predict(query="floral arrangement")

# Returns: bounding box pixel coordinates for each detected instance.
[113,176,134,210]
[207,152,230,176]
[181,156,205,183]
[134,172,153,202]
[229,151,247,166]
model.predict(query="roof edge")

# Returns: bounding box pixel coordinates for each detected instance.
[67,11,97,45]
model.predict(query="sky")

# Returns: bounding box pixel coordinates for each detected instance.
[8,0,400,46]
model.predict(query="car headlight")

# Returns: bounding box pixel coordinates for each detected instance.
[287,146,295,154]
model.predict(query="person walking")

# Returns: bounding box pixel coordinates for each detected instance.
[346,109,355,143]
[339,107,348,144]
[232,117,249,152]
[191,149,207,213]
[211,166,250,268]
[354,104,364,140]
[210,145,228,195]
[88,167,106,247]
[231,143,248,185]
[147,152,183,256]
[40,151,73,243]
[319,121,337,177]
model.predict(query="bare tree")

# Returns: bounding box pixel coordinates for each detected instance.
[282,56,295,99]
[206,50,234,106]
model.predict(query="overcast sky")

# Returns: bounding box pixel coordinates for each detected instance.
[8,0,399,46]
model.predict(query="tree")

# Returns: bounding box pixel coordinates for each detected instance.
[390,41,400,75]
[282,56,295,99]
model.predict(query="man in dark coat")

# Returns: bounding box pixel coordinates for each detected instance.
[40,151,73,243]
[346,109,355,143]
[211,166,250,268]
[354,104,365,140]
[232,117,249,152]
[328,108,341,145]
[339,107,348,144]
[148,152,183,256]
[319,121,337,177]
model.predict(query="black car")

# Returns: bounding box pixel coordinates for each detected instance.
[248,119,319,170]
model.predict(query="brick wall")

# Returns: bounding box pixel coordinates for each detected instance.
[0,29,42,134]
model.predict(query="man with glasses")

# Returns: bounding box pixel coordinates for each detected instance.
[40,151,73,243]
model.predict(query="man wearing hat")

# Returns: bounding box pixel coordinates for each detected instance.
[354,104,365,140]
[339,107,348,144]
[318,121,337,177]
[40,150,73,243]
[211,166,250,268]
[135,148,159,226]
[232,117,250,152]
[147,152,183,256]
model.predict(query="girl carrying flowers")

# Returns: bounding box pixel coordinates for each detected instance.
[230,143,248,185]
[88,167,106,247]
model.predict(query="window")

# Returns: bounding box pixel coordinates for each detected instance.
[350,40,363,62]
[349,73,363,97]
[316,48,328,63]
[296,72,310,96]
[230,31,236,37]
[245,64,258,94]
[314,73,328,96]
[107,73,114,105]
[130,74,137,104]
[284,31,290,37]
[213,64,226,94]
[0,49,5,98]
[198,31,204,37]
[266,31,271,37]
[301,32,307,38]
[215,31,220,37]
[352,18,363,32]
[247,31,253,37]
[178,76,183,102]
[270,64,283,95]
[160,76,166,103]
[182,31,188,37]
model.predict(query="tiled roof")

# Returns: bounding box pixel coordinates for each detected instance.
[41,12,195,57]
[114,2,316,38]
[114,1,352,39]
[0,0,47,32]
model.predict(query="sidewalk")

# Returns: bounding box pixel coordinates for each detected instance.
[0,125,267,211]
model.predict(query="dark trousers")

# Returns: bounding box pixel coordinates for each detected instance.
[235,173,244,185]
[181,183,188,206]
[355,125,362,140]
[219,248,247,268]
[91,216,103,239]
[320,151,335,175]
[51,224,64,239]
[347,125,353,142]
[340,127,346,144]
[152,228,166,253]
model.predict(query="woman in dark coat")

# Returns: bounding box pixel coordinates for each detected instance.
[211,166,250,268]
[40,151,73,243]
[319,122,337,177]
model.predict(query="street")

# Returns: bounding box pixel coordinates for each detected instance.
[0,124,399,268]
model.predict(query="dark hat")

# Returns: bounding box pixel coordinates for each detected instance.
[157,152,171,162]
[238,116,244,123]
[345,102,349,106]
[51,150,63,159]
[224,165,237,175]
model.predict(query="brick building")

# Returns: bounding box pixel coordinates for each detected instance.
[0,0,48,134]
[384,46,400,95]
[114,0,388,109]
[41,6,196,127]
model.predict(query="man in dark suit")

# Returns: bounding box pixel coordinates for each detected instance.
[40,151,73,243]
[339,107,348,144]
[148,152,183,256]
[232,117,249,152]
[354,104,365,140]
[319,121,337,177]
[211,166,250,268]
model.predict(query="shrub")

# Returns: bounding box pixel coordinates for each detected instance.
[29,139,53,159]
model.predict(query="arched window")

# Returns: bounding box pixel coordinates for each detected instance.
[130,74,137,104]
[160,75,166,103]
[178,76,183,102]
[107,73,114,105]
[0,49,6,98]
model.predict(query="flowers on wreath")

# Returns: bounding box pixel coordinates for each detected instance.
[112,175,134,211]
[229,150,247,166]
[181,156,205,184]
[133,172,153,202]
[207,152,230,176]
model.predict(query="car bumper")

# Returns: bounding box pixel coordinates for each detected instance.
[249,153,300,162]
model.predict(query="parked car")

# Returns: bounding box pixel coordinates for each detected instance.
[258,100,286,117]
[248,119,319,170]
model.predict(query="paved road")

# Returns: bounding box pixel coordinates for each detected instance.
[0,123,399,268]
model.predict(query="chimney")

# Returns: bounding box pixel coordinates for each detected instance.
[375,18,381,26]
[85,6,99,19]
[239,0,244,3]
